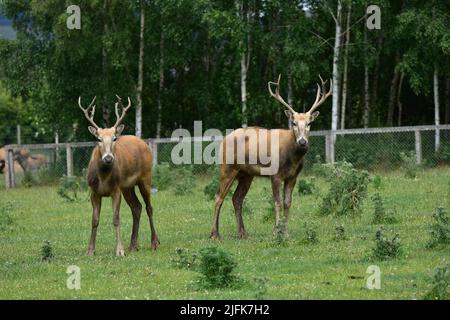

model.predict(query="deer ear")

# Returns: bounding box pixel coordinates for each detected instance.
[284,110,294,120]
[116,124,125,136]
[88,126,98,137]
[310,111,320,121]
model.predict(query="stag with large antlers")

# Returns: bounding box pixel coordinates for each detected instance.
[79,96,160,256]
[210,75,332,240]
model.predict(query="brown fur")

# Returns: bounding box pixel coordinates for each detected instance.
[86,133,160,257]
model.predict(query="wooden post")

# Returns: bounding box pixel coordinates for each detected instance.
[415,130,422,165]
[325,132,331,163]
[17,125,21,145]
[66,144,73,177]
[5,148,16,188]
[149,139,158,168]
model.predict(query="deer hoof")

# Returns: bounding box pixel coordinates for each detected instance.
[87,250,95,256]
[210,232,221,241]
[116,247,125,257]
[128,244,139,252]
[151,240,160,251]
[238,232,249,240]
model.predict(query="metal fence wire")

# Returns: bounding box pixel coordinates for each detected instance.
[2,125,450,189]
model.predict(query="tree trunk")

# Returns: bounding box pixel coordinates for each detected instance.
[434,62,440,152]
[445,78,450,124]
[240,50,248,127]
[397,72,404,126]
[330,0,342,162]
[340,0,351,129]
[387,52,400,127]
[363,64,370,128]
[156,31,164,138]
[237,0,250,128]
[102,0,110,127]
[135,0,145,138]
[371,35,383,111]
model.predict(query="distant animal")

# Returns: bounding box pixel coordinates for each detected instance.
[210,75,332,240]
[0,148,5,174]
[79,95,160,256]
[13,149,48,172]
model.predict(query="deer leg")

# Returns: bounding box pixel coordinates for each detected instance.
[112,190,125,257]
[211,169,238,240]
[283,178,297,238]
[138,178,160,250]
[87,192,102,256]
[122,188,142,252]
[232,174,253,239]
[271,176,282,235]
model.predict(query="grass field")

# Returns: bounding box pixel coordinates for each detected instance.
[0,167,449,299]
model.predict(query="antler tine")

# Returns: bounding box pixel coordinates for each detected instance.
[308,77,333,114]
[114,95,132,128]
[78,96,100,130]
[268,74,296,114]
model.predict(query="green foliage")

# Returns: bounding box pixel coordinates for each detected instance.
[318,162,370,216]
[272,221,288,247]
[400,152,418,179]
[372,175,382,190]
[21,171,35,188]
[0,202,15,232]
[173,167,196,195]
[372,228,402,261]
[171,247,198,270]
[204,172,220,200]
[372,193,398,224]
[254,276,269,300]
[301,223,319,245]
[424,264,450,300]
[334,225,347,241]
[195,246,237,289]
[426,207,450,249]
[152,164,173,191]
[297,178,315,195]
[40,240,54,262]
[57,176,85,202]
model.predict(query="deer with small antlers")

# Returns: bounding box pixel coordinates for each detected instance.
[79,96,160,256]
[210,75,332,240]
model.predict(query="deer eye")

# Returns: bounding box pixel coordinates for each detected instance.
[292,122,297,127]
[112,136,117,142]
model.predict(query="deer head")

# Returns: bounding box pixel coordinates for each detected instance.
[268,74,332,149]
[78,95,132,165]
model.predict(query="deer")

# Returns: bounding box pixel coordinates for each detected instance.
[210,75,332,240]
[78,95,160,256]
[13,149,48,171]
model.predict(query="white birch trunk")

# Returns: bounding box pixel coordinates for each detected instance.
[135,0,145,138]
[156,32,164,138]
[340,1,351,129]
[434,62,440,152]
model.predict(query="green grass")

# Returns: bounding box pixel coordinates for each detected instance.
[0,167,449,299]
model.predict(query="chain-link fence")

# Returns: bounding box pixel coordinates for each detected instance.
[2,125,450,189]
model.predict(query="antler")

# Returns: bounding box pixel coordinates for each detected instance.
[268,74,296,114]
[114,95,132,128]
[308,75,333,114]
[78,96,99,130]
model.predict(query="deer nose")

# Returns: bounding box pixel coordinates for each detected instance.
[102,154,114,164]
[298,138,308,147]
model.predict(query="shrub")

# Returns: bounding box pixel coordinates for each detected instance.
[196,246,237,289]
[297,178,315,195]
[57,175,85,202]
[0,202,15,232]
[173,167,196,195]
[301,223,319,244]
[318,162,370,216]
[399,151,418,179]
[334,225,347,241]
[152,163,173,191]
[171,247,198,270]
[204,172,220,200]
[372,228,401,260]
[41,240,54,262]
[424,264,450,300]
[426,207,450,249]
[254,276,269,300]
[372,193,398,224]
[372,175,382,190]
[21,171,35,188]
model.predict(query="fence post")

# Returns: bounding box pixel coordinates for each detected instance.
[149,139,158,168]
[66,144,73,177]
[415,130,422,165]
[5,147,16,188]
[325,132,335,163]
